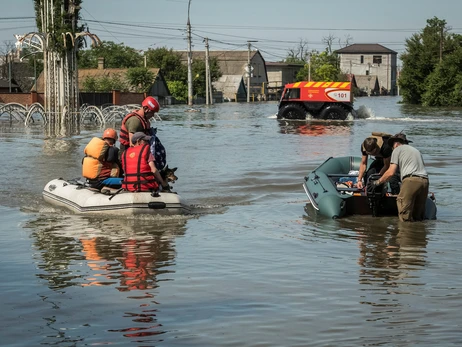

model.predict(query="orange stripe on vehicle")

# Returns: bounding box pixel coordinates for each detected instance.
[332,82,341,88]
[340,82,350,88]
[303,81,315,87]
[322,82,332,88]
[314,82,323,87]
[293,82,301,87]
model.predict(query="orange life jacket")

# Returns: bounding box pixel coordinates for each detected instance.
[82,137,120,180]
[121,144,159,192]
[119,112,151,147]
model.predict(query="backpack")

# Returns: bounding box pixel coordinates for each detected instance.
[149,127,167,170]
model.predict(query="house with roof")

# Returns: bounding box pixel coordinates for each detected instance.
[179,50,268,101]
[335,44,398,95]
[265,62,304,100]
[0,78,21,93]
[34,57,170,105]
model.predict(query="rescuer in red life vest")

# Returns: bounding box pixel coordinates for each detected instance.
[121,132,168,192]
[119,96,160,156]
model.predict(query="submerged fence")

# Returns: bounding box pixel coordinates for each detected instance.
[0,102,161,127]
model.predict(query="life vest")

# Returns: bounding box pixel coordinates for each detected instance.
[361,132,393,154]
[121,144,159,192]
[82,137,120,180]
[119,112,151,147]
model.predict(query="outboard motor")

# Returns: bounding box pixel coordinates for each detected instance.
[366,173,387,217]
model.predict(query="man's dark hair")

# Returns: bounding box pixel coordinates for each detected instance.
[363,137,379,153]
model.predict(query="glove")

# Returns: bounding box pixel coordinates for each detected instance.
[370,179,381,187]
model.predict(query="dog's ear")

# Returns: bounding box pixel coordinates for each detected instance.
[172,167,177,172]
[164,165,169,170]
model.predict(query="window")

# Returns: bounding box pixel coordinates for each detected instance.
[360,55,364,64]
[284,88,300,100]
[373,55,382,64]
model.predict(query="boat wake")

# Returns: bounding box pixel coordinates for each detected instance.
[354,105,374,119]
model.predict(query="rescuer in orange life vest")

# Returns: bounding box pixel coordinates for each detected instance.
[121,132,168,192]
[82,128,123,189]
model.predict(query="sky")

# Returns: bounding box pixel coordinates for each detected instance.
[1,0,462,65]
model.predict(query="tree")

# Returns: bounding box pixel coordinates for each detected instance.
[81,74,128,92]
[167,81,188,101]
[399,17,462,105]
[192,56,222,99]
[285,39,310,64]
[295,50,343,82]
[421,42,462,106]
[126,67,155,93]
[78,41,142,69]
[145,47,187,82]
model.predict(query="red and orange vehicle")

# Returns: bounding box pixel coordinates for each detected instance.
[277,81,354,120]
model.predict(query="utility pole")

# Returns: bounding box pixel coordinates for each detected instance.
[308,52,311,81]
[187,0,193,106]
[7,53,12,92]
[246,40,257,102]
[204,37,213,105]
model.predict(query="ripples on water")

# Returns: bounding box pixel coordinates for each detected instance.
[2,97,462,346]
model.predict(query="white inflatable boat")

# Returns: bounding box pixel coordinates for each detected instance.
[42,178,190,215]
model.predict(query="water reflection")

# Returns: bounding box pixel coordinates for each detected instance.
[354,220,427,283]
[339,217,429,312]
[25,213,187,343]
[278,120,353,136]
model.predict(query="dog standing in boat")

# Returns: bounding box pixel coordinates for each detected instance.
[160,165,178,191]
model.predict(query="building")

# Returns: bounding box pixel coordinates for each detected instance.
[335,44,398,95]
[179,50,268,101]
[0,78,21,93]
[34,57,170,105]
[265,62,304,100]
[212,75,247,102]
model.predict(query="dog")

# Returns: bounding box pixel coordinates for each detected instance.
[160,166,178,191]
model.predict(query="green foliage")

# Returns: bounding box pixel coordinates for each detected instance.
[82,76,97,92]
[167,81,188,101]
[78,41,142,69]
[34,0,85,55]
[81,74,129,92]
[400,17,462,106]
[192,57,222,98]
[421,44,462,106]
[295,51,342,81]
[145,47,187,82]
[126,67,155,93]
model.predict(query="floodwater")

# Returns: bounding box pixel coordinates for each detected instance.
[1,96,462,346]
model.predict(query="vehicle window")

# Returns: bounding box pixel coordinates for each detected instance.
[284,88,300,99]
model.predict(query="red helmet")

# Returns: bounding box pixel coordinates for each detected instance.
[142,96,160,113]
[102,128,118,141]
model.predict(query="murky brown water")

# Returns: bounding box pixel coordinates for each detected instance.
[1,97,462,346]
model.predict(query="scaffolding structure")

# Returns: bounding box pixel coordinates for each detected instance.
[15,0,100,131]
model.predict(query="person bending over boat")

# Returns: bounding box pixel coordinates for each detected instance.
[370,133,429,222]
[357,132,401,194]
[121,132,168,192]
[82,128,122,189]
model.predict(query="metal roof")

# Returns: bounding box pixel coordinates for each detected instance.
[335,44,397,55]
